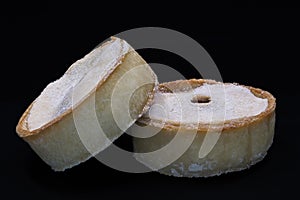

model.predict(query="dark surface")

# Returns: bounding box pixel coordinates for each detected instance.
[1,2,299,200]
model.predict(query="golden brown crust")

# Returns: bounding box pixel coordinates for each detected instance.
[138,79,276,132]
[16,38,157,138]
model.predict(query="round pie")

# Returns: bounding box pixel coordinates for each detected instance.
[133,79,276,177]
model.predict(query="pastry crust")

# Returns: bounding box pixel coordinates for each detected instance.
[16,37,158,171]
[138,79,275,132]
[134,79,276,177]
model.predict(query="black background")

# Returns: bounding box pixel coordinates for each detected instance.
[1,1,299,200]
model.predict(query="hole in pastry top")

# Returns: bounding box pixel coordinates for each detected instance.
[191,95,211,104]
[145,80,269,124]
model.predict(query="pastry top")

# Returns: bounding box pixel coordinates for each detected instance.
[138,79,276,132]
[17,37,135,137]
